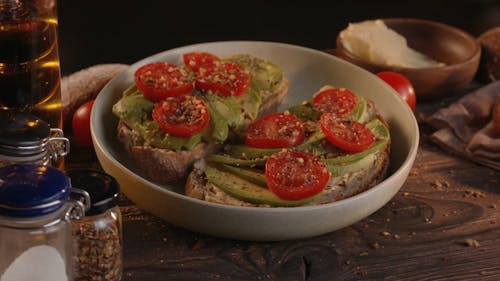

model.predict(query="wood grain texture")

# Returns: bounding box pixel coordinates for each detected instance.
[65,99,500,281]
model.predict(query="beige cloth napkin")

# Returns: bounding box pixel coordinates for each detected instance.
[426,80,500,170]
[61,64,129,128]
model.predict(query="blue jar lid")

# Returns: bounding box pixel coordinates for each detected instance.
[0,164,70,217]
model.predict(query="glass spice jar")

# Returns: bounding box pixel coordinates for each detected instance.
[67,169,123,281]
[0,164,90,281]
[0,109,69,168]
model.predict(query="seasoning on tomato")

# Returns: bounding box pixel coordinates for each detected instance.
[245,112,305,149]
[152,95,210,137]
[183,52,220,72]
[312,87,358,117]
[320,113,375,152]
[265,150,330,200]
[134,62,194,101]
[195,61,251,97]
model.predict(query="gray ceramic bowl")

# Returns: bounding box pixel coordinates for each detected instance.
[91,41,419,241]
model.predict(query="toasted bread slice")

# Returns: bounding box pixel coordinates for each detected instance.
[116,76,289,183]
[117,121,221,182]
[185,144,389,207]
[185,89,391,207]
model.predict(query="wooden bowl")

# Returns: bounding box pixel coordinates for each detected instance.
[477,27,500,83]
[336,18,481,100]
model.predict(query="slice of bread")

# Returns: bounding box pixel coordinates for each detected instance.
[117,121,221,182]
[185,143,389,207]
[185,91,391,207]
[116,75,289,183]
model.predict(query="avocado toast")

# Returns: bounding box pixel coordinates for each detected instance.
[186,85,391,207]
[112,53,289,182]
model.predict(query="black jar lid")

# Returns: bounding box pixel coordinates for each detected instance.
[66,169,120,216]
[0,164,70,217]
[0,109,50,156]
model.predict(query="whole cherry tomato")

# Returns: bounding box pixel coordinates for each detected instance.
[72,100,95,147]
[376,71,416,111]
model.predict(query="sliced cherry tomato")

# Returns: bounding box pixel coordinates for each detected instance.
[312,88,358,117]
[152,95,210,137]
[195,62,251,96]
[376,71,416,111]
[265,150,330,200]
[245,112,305,148]
[183,52,219,72]
[320,113,375,152]
[72,100,94,147]
[134,62,194,101]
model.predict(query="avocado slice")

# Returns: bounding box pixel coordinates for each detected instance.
[207,154,267,167]
[366,117,390,139]
[200,92,250,143]
[206,102,229,142]
[324,139,387,166]
[287,102,322,122]
[204,165,315,207]
[225,145,281,159]
[326,152,378,176]
[222,164,267,187]
[351,96,367,122]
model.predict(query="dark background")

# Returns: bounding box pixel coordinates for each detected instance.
[57,0,500,75]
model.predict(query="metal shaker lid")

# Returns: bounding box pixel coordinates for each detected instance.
[0,109,50,157]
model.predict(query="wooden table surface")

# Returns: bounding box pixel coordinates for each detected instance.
[66,79,500,281]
